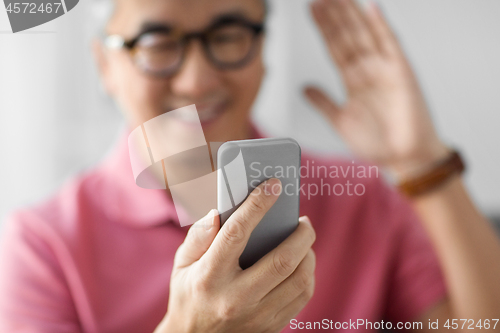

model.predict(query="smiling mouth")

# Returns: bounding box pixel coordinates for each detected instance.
[168,102,228,126]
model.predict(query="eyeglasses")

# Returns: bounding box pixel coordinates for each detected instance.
[105,17,265,78]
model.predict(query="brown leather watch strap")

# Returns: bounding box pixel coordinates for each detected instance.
[398,150,465,197]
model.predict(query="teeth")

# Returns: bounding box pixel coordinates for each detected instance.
[177,110,200,123]
[198,106,220,122]
[169,103,224,124]
[174,105,221,124]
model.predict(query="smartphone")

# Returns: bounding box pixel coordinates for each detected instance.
[217,137,301,269]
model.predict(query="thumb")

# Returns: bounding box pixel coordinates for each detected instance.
[174,209,220,269]
[304,86,342,121]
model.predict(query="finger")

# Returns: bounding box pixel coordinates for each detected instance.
[273,276,315,330]
[339,0,378,55]
[365,1,401,57]
[173,209,220,269]
[310,0,352,66]
[205,178,281,270]
[259,249,316,312]
[304,86,342,122]
[325,0,361,64]
[241,216,316,299]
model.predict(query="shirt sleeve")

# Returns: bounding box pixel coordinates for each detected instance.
[383,185,448,323]
[0,211,82,333]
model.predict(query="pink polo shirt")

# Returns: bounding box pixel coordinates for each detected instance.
[0,131,446,332]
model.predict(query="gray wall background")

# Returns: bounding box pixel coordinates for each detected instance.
[1,0,500,229]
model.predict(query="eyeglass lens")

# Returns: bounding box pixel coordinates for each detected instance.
[132,22,260,76]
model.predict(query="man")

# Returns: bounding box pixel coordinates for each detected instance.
[1,0,499,332]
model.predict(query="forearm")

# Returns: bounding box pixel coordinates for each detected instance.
[410,176,500,319]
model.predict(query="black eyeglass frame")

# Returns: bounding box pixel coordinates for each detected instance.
[105,17,265,78]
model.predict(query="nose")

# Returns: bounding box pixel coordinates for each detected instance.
[170,40,222,99]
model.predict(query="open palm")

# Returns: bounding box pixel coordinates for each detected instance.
[306,0,447,177]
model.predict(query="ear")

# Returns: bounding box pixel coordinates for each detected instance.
[92,38,115,95]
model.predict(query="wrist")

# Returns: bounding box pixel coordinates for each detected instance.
[388,143,451,181]
[154,314,186,333]
[153,319,169,333]
[396,148,466,198]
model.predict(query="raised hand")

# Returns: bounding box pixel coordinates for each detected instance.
[306,0,448,178]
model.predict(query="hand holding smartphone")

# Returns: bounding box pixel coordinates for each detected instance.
[217,138,301,269]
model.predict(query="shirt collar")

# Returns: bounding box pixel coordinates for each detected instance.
[98,132,180,228]
[97,125,265,228]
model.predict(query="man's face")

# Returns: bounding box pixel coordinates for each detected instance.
[100,0,266,142]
